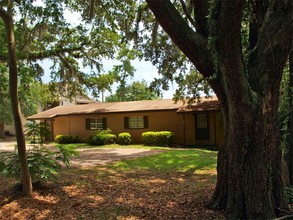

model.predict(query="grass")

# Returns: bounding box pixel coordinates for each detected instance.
[110,149,217,173]
[51,143,218,174]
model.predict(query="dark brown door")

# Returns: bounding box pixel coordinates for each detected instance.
[195,113,210,140]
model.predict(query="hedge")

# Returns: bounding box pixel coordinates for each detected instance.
[88,129,116,146]
[55,135,80,144]
[142,131,174,147]
[118,132,132,145]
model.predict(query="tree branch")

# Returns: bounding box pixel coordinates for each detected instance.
[192,0,209,37]
[211,0,250,105]
[248,0,268,50]
[146,0,227,103]
[0,44,85,62]
[179,0,197,29]
[248,0,293,95]
[146,0,214,79]
[0,6,10,21]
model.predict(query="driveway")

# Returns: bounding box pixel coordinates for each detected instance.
[0,141,166,168]
[0,141,17,151]
[70,148,165,168]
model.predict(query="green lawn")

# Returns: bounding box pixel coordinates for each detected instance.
[110,149,217,173]
[55,143,218,173]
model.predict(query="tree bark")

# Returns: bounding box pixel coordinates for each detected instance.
[287,49,293,184]
[0,7,33,196]
[146,0,292,218]
[209,94,286,218]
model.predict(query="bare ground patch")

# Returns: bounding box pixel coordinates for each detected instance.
[0,167,223,220]
[70,148,167,168]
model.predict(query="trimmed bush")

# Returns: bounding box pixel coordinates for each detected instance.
[118,132,132,145]
[142,131,174,147]
[55,135,80,144]
[88,129,116,146]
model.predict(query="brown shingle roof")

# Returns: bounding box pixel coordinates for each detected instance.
[27,99,184,120]
[28,97,221,120]
[177,100,221,113]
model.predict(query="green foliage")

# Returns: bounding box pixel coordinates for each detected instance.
[106,80,159,102]
[279,64,292,148]
[87,73,116,100]
[0,145,78,183]
[30,83,60,110]
[142,131,174,147]
[118,132,132,145]
[284,187,293,204]
[173,69,212,104]
[26,121,50,144]
[0,67,52,126]
[0,68,12,125]
[88,129,116,146]
[55,134,80,144]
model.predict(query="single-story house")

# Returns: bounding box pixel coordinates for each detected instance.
[27,97,224,147]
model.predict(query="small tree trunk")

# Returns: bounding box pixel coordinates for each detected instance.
[287,49,293,184]
[0,7,32,196]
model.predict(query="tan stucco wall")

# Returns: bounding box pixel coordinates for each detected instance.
[53,110,185,144]
[52,110,224,146]
[182,111,224,146]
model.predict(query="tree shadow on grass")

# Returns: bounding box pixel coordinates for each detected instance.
[0,150,223,220]
[0,171,223,219]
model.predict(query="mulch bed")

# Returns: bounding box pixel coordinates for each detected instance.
[0,167,224,220]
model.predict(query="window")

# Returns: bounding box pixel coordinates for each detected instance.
[124,116,148,129]
[86,118,107,130]
[197,113,208,128]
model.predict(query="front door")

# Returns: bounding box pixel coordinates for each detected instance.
[195,113,210,141]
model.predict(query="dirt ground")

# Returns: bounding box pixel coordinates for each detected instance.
[0,169,223,220]
[69,148,167,168]
[0,142,224,219]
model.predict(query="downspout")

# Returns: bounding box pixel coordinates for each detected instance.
[44,119,47,142]
[50,119,54,142]
[69,116,71,135]
[183,113,186,145]
[214,112,217,146]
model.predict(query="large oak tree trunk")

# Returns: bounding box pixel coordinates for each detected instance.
[146,0,292,218]
[209,94,286,218]
[0,7,32,196]
[287,49,293,184]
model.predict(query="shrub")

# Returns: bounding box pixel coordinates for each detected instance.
[142,131,174,146]
[284,187,293,204]
[25,121,50,145]
[55,135,80,144]
[88,129,116,146]
[0,145,78,184]
[118,132,132,145]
